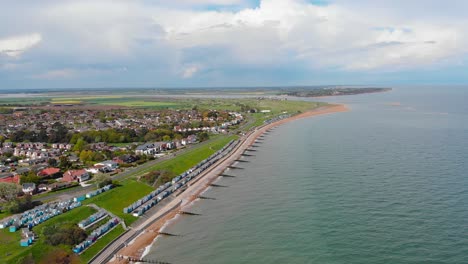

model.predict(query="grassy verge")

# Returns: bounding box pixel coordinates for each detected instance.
[137,134,238,177]
[79,225,125,263]
[0,210,11,221]
[33,184,81,200]
[83,180,154,225]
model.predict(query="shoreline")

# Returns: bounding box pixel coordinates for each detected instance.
[108,103,348,263]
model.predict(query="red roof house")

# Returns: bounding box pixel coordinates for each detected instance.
[38,168,61,178]
[0,173,20,184]
[62,169,90,183]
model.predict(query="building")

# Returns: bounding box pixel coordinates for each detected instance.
[135,143,158,156]
[22,183,36,195]
[95,160,118,171]
[0,172,20,184]
[37,167,61,178]
[62,169,90,183]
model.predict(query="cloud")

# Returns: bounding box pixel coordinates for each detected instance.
[0,33,42,57]
[152,0,467,71]
[182,65,200,78]
[1,0,468,88]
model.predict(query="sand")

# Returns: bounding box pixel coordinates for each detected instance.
[108,104,348,263]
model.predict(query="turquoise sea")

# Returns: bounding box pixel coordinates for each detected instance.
[146,87,468,264]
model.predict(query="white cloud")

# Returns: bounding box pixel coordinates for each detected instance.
[0,33,42,57]
[151,0,468,70]
[182,65,200,78]
[1,0,468,87]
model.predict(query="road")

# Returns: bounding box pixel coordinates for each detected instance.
[33,137,226,203]
[90,123,270,264]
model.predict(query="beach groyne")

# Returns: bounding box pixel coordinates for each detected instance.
[106,104,348,263]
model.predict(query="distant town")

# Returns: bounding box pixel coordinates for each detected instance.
[0,107,244,193]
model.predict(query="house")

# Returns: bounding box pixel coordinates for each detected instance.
[85,165,104,174]
[135,143,157,156]
[37,184,48,192]
[95,160,118,171]
[62,169,90,183]
[121,155,138,163]
[37,167,61,178]
[22,183,36,195]
[0,172,20,184]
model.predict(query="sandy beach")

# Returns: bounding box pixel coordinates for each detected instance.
[107,104,348,263]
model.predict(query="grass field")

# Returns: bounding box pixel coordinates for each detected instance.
[0,206,97,264]
[79,225,125,263]
[51,99,83,104]
[131,135,239,178]
[83,180,154,225]
[0,210,11,220]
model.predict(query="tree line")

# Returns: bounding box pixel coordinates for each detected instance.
[6,122,202,144]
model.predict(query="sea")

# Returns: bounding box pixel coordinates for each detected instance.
[145,86,468,264]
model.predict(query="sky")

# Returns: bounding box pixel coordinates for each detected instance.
[1,0,468,89]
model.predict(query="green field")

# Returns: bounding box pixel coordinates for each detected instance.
[83,180,154,225]
[79,225,125,263]
[1,206,97,264]
[131,134,239,178]
[0,210,11,220]
[149,135,239,175]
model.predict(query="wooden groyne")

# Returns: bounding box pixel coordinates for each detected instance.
[115,255,171,264]
[178,210,201,216]
[197,195,216,200]
[209,183,228,188]
[220,174,236,178]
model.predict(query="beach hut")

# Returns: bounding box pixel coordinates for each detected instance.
[20,239,30,247]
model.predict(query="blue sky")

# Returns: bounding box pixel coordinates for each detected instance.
[1,0,468,89]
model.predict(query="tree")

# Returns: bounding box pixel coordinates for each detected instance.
[6,195,35,214]
[47,158,58,167]
[0,183,21,202]
[73,137,86,152]
[198,132,209,142]
[94,174,112,188]
[59,155,71,170]
[21,171,41,185]
[43,223,87,246]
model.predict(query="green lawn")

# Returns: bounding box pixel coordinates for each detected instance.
[83,180,154,225]
[79,225,125,263]
[0,206,97,264]
[33,184,81,200]
[0,210,11,221]
[134,134,239,177]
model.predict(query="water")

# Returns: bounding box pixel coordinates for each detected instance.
[146,86,468,264]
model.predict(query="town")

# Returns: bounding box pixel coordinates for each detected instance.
[0,107,244,195]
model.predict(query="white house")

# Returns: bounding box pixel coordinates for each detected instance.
[22,183,36,195]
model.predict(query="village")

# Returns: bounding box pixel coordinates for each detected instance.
[0,107,244,197]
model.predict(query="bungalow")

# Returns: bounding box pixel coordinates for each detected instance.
[62,169,90,183]
[37,167,61,178]
[37,184,48,192]
[135,143,158,156]
[120,154,138,163]
[95,160,118,171]
[0,172,20,184]
[85,165,105,174]
[22,183,36,195]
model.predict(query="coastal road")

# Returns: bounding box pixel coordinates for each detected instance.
[97,121,273,264]
[92,105,347,264]
[33,137,226,203]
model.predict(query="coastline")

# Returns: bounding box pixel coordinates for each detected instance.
[108,103,348,263]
